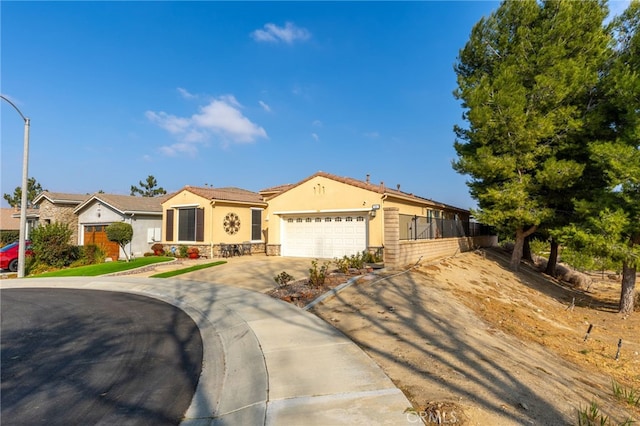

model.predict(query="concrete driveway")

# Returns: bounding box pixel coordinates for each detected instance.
[124,255,320,293]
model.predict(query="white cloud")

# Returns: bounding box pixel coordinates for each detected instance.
[312,119,323,127]
[177,87,197,99]
[159,142,198,157]
[146,95,268,155]
[251,22,311,44]
[145,111,190,134]
[364,131,380,139]
[193,98,266,142]
[259,100,272,112]
[311,133,319,142]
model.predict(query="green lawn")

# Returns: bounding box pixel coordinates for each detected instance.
[150,261,227,278]
[31,256,175,277]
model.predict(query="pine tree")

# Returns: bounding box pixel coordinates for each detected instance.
[566,1,640,314]
[130,175,167,197]
[453,0,610,271]
[3,177,44,209]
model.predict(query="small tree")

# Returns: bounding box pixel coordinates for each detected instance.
[130,175,166,197]
[105,222,133,261]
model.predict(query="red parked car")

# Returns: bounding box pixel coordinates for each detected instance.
[0,241,33,272]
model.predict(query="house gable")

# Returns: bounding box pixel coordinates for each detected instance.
[32,191,89,244]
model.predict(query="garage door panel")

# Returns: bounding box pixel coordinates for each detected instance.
[282,214,367,258]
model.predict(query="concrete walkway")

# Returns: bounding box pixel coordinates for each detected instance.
[2,263,416,425]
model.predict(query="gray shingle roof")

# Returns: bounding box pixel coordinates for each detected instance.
[75,193,164,214]
[34,191,89,205]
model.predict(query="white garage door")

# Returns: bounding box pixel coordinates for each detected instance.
[281,214,367,258]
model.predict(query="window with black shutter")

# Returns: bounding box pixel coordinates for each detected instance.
[196,208,204,242]
[251,209,262,241]
[166,209,174,241]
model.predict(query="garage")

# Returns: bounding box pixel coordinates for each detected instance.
[83,225,120,260]
[280,214,367,258]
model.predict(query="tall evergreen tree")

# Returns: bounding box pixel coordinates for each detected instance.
[130,175,167,197]
[565,1,640,314]
[453,0,610,271]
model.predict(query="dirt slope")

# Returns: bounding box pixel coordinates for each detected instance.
[311,248,639,425]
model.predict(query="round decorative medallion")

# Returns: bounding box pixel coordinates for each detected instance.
[223,212,240,235]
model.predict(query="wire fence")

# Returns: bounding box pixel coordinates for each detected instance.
[399,214,494,241]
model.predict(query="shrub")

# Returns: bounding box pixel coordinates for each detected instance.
[348,253,364,269]
[528,238,549,256]
[30,222,76,268]
[309,259,329,287]
[82,244,105,265]
[335,251,376,273]
[179,245,188,258]
[362,249,383,263]
[0,230,19,247]
[24,254,37,275]
[334,256,350,274]
[151,243,164,255]
[274,271,294,287]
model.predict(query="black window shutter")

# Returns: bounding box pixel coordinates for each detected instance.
[166,209,174,242]
[251,209,262,240]
[196,208,205,242]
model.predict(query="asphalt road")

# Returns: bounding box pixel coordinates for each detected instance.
[1,288,203,426]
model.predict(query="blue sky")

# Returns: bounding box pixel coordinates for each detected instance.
[1,1,631,210]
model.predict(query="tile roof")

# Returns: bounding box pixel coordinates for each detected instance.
[182,186,267,205]
[259,183,295,196]
[0,208,20,230]
[277,171,466,211]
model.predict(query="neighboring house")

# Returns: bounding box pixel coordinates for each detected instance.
[262,171,471,259]
[75,194,164,260]
[1,208,21,243]
[1,208,21,233]
[161,186,268,258]
[32,192,89,243]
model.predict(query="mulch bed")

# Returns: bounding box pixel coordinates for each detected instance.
[266,269,372,308]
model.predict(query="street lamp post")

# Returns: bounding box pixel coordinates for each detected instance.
[1,95,31,278]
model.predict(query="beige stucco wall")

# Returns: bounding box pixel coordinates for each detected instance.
[161,190,266,256]
[210,202,265,244]
[393,236,498,267]
[162,190,210,244]
[266,175,384,248]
